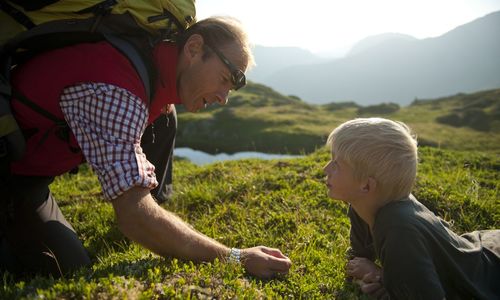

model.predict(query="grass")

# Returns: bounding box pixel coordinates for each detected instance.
[176,84,500,154]
[2,85,498,298]
[1,146,498,299]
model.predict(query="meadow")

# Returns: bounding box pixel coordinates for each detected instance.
[177,85,500,154]
[1,86,499,299]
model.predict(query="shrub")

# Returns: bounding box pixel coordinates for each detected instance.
[436,113,463,127]
[462,109,490,131]
[357,102,400,115]
[436,109,491,131]
[321,101,359,111]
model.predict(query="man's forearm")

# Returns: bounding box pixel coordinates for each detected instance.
[112,187,229,262]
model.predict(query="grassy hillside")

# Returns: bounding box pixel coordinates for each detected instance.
[1,147,498,299]
[177,84,500,154]
[2,84,498,298]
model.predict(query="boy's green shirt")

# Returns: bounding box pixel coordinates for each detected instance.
[348,195,500,300]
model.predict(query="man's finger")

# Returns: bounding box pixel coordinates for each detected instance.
[269,256,292,273]
[261,246,287,258]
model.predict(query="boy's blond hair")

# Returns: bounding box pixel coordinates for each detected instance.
[327,118,418,201]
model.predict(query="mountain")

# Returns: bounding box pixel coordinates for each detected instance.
[347,33,417,56]
[262,11,500,105]
[246,45,325,84]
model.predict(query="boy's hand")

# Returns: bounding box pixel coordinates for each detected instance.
[347,257,387,299]
[346,256,381,280]
[357,272,388,299]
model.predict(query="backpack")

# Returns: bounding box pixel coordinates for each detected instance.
[0,0,196,168]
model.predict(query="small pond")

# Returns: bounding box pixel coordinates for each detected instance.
[175,147,301,165]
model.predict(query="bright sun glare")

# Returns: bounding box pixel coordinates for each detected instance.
[197,0,500,56]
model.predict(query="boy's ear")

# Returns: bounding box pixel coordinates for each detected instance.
[360,177,377,193]
[183,34,204,61]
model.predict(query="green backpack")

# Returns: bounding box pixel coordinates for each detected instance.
[0,0,196,168]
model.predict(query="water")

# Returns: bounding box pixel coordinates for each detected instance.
[175,147,301,165]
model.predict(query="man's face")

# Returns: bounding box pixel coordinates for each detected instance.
[178,39,247,112]
[323,154,359,203]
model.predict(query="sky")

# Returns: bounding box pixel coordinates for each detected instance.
[197,0,500,57]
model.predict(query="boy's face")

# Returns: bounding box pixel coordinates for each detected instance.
[323,155,360,203]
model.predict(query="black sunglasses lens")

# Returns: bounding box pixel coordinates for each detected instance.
[233,71,246,90]
[208,44,246,90]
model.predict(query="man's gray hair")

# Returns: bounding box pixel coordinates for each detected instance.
[178,16,255,70]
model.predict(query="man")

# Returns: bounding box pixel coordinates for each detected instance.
[0,17,292,278]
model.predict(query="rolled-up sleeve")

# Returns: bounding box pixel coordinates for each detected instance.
[60,83,158,200]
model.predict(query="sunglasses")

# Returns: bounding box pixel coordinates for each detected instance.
[205,44,246,90]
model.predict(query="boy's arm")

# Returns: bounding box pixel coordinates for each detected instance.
[379,228,445,300]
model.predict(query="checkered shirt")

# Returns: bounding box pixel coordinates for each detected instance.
[59,83,158,200]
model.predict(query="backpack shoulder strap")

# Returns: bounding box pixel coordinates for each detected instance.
[103,33,152,101]
[3,14,156,102]
[0,57,25,161]
[0,0,36,29]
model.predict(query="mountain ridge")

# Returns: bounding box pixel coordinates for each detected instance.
[250,11,500,105]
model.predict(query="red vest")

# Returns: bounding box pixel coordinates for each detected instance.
[10,41,181,176]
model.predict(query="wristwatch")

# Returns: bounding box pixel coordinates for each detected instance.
[228,248,241,264]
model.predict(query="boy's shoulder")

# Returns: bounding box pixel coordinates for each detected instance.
[373,195,441,236]
[377,195,420,223]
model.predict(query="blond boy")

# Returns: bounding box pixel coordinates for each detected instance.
[324,118,499,299]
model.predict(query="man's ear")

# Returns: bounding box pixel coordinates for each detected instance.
[183,34,204,62]
[360,177,377,194]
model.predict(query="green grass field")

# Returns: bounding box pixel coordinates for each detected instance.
[1,146,498,299]
[1,85,499,299]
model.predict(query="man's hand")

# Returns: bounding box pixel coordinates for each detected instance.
[113,188,292,280]
[241,246,292,279]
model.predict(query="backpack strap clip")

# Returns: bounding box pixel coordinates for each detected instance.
[148,9,185,41]
[76,0,117,16]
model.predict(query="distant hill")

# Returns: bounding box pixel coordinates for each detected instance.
[176,82,500,154]
[347,33,417,56]
[262,11,500,105]
[246,45,325,83]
